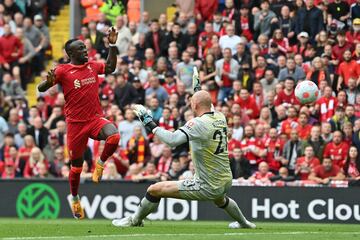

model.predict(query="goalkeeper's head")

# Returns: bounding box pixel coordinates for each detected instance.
[191,90,212,117]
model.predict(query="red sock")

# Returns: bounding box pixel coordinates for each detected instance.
[100,133,120,162]
[69,166,82,197]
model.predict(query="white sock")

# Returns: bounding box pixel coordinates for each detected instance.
[132,197,159,225]
[223,197,248,225]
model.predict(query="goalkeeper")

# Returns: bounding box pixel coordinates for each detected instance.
[112,67,255,229]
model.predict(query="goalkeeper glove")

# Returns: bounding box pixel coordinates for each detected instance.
[133,104,158,132]
[192,66,201,93]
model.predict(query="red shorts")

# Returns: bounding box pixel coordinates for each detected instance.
[67,117,111,160]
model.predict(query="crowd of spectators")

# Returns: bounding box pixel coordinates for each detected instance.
[1,0,360,187]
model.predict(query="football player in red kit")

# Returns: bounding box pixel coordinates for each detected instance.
[38,27,120,219]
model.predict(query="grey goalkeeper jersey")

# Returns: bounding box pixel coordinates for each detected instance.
[179,111,232,189]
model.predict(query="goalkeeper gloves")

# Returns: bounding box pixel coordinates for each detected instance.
[192,66,201,93]
[133,104,157,132]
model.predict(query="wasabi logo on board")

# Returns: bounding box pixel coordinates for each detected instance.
[16,183,60,219]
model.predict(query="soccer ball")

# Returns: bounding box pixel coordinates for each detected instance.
[294,80,319,104]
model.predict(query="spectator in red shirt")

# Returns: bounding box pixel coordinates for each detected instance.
[0,24,23,71]
[215,48,239,103]
[296,113,312,140]
[263,128,283,172]
[343,145,360,180]
[274,77,300,108]
[295,146,321,180]
[163,71,177,95]
[1,160,16,179]
[236,88,259,119]
[23,147,48,178]
[308,157,345,184]
[346,18,360,45]
[235,4,253,42]
[269,29,290,55]
[248,162,275,184]
[158,107,176,131]
[280,106,298,137]
[240,125,267,171]
[156,145,172,174]
[195,0,218,22]
[332,30,354,65]
[323,130,349,167]
[316,86,338,122]
[337,50,360,90]
[130,161,160,182]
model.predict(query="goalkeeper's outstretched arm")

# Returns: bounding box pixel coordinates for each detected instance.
[152,127,188,148]
[132,104,187,148]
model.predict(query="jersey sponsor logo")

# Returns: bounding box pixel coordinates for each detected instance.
[81,77,96,85]
[74,79,81,89]
[70,70,77,74]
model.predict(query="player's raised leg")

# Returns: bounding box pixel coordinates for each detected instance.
[69,157,85,219]
[214,197,256,229]
[92,122,120,183]
[112,181,181,227]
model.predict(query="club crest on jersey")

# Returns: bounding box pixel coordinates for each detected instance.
[87,65,93,72]
[74,79,81,89]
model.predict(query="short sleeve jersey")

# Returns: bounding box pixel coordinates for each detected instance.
[54,61,105,122]
[179,111,232,189]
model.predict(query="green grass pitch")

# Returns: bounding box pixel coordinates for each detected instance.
[0,219,359,240]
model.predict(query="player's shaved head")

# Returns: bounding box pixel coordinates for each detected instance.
[191,90,212,116]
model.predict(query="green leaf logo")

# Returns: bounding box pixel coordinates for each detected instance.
[16,183,60,219]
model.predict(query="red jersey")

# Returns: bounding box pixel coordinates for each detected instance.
[252,171,275,181]
[240,137,264,165]
[54,61,105,122]
[345,161,360,178]
[240,16,253,41]
[235,97,259,119]
[313,164,341,179]
[332,42,354,63]
[346,31,360,44]
[101,84,115,101]
[296,157,321,180]
[274,90,300,106]
[163,83,177,95]
[316,96,337,122]
[323,142,349,167]
[297,124,312,140]
[228,138,241,158]
[222,61,232,87]
[280,117,298,137]
[269,38,289,54]
[338,60,360,87]
[263,138,283,171]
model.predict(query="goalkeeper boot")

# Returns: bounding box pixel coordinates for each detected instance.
[228,220,256,229]
[112,216,144,227]
[92,162,104,183]
[72,199,85,220]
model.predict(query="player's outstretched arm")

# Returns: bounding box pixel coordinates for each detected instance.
[38,69,55,92]
[133,105,187,147]
[105,26,118,74]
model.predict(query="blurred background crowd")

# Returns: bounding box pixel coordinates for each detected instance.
[0,0,360,187]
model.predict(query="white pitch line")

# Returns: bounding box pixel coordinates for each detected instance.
[2,232,360,240]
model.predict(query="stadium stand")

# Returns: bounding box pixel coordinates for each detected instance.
[0,0,359,188]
